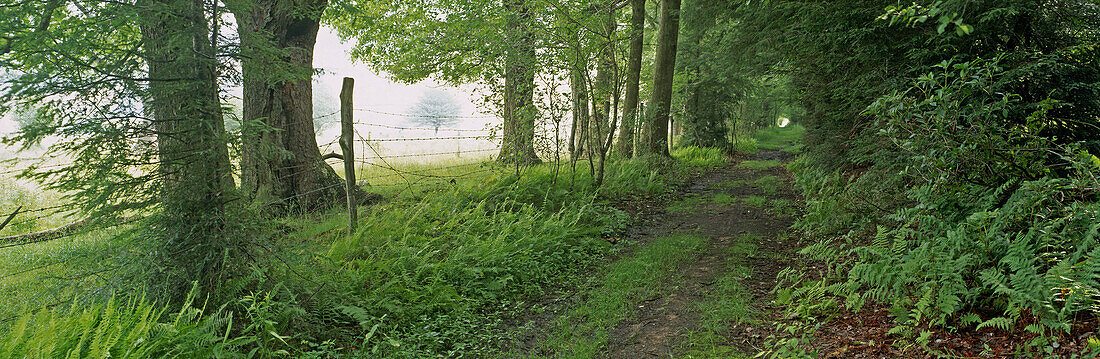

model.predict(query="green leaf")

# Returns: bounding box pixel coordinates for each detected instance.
[956,24,974,36]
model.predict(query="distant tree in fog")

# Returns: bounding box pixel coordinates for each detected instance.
[408,89,462,134]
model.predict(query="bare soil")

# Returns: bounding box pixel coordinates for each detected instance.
[811,306,1100,358]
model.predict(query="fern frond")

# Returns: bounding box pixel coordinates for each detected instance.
[976,317,1014,331]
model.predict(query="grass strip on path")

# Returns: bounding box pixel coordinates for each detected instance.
[675,235,759,359]
[538,234,708,358]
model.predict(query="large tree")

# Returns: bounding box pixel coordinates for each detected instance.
[500,0,541,163]
[1,0,240,294]
[139,0,236,291]
[640,0,681,157]
[229,0,346,210]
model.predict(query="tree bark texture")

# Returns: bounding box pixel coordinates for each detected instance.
[590,61,611,161]
[233,0,345,210]
[641,0,680,158]
[615,0,644,158]
[499,0,541,164]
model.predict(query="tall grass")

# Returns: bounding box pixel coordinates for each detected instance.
[0,175,138,322]
[314,153,722,356]
[0,178,71,235]
[672,146,728,167]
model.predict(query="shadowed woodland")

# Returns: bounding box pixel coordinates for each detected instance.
[0,0,1098,358]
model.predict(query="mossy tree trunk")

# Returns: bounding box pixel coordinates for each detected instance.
[500,0,541,165]
[232,0,345,210]
[139,0,236,292]
[569,66,590,160]
[615,0,645,158]
[640,0,680,158]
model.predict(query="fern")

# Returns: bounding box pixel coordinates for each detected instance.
[959,313,981,327]
[976,317,1015,332]
[1023,323,1045,335]
[872,225,890,249]
[0,288,241,358]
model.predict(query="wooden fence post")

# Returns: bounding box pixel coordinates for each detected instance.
[340,77,358,235]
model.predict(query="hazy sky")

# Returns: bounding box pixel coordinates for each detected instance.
[312,26,498,158]
[312,27,495,132]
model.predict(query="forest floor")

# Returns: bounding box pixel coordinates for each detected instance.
[503,144,803,358]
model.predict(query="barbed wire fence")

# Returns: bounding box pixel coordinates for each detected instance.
[0,78,511,322]
[0,112,500,239]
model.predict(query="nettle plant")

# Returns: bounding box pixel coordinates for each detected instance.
[829,58,1100,339]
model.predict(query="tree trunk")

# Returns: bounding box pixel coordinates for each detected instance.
[641,0,680,158]
[592,8,617,187]
[569,66,590,160]
[615,0,645,158]
[500,0,541,164]
[232,0,345,210]
[590,65,610,162]
[139,0,234,292]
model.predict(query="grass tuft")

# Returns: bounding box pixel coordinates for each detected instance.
[672,146,727,168]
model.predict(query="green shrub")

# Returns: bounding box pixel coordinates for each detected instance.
[323,188,612,355]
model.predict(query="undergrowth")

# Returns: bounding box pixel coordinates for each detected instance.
[0,287,239,358]
[768,59,1100,357]
[0,148,726,357]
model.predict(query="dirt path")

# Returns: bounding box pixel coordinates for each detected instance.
[600,149,800,358]
[499,146,803,358]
